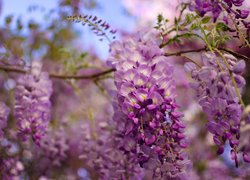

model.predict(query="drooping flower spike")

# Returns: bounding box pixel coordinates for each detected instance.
[189,0,249,22]
[14,61,53,145]
[0,102,10,139]
[108,31,189,178]
[79,122,143,179]
[186,52,246,166]
[0,157,24,179]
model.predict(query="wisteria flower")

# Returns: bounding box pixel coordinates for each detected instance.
[14,61,53,144]
[0,102,10,139]
[108,30,189,178]
[186,52,246,166]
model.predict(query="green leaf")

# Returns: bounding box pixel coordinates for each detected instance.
[5,15,13,25]
[216,22,229,31]
[80,52,88,58]
[185,14,194,24]
[174,17,178,25]
[16,18,23,31]
[157,14,164,23]
[203,25,208,30]
[28,21,39,29]
[201,16,211,24]
[190,23,198,30]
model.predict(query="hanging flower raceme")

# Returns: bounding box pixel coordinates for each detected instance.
[0,137,24,180]
[239,128,250,163]
[108,31,189,178]
[35,127,69,167]
[0,102,10,139]
[14,61,53,145]
[189,0,249,22]
[79,122,143,179]
[0,157,24,180]
[185,52,246,166]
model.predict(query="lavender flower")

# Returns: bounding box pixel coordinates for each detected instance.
[201,160,231,180]
[108,31,189,178]
[0,102,10,139]
[0,158,24,180]
[14,62,53,144]
[0,136,24,180]
[189,0,249,22]
[79,122,143,179]
[36,127,69,167]
[239,124,250,164]
[186,52,246,166]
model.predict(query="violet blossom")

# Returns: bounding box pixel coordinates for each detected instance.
[79,122,143,179]
[189,0,249,22]
[186,52,246,166]
[0,158,24,180]
[0,102,10,139]
[0,136,24,180]
[14,61,53,144]
[108,31,189,178]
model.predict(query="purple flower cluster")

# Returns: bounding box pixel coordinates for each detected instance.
[189,0,249,23]
[0,157,24,180]
[239,127,250,163]
[14,69,52,144]
[108,31,189,178]
[36,127,69,167]
[0,137,24,180]
[0,102,10,139]
[186,52,246,166]
[201,160,231,179]
[79,122,143,179]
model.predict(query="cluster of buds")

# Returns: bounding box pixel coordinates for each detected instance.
[108,31,189,178]
[67,14,116,41]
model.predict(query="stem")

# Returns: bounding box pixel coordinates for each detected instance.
[198,20,214,52]
[161,4,189,37]
[220,3,250,47]
[160,32,205,48]
[0,65,114,80]
[67,16,112,43]
[219,48,250,61]
[180,54,201,68]
[0,47,248,80]
[50,69,114,79]
[140,116,144,132]
[164,47,207,56]
[177,3,188,22]
[214,48,245,107]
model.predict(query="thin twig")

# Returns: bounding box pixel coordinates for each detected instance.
[164,47,207,56]
[180,54,201,68]
[214,48,245,107]
[219,48,250,61]
[165,47,250,61]
[0,47,248,80]
[0,65,115,80]
[49,68,114,79]
[0,65,27,74]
